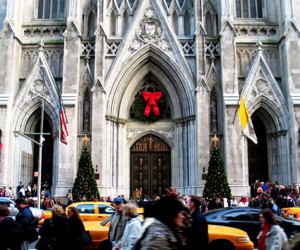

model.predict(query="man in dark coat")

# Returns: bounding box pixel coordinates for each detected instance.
[0,205,25,250]
[187,195,209,250]
[16,198,38,249]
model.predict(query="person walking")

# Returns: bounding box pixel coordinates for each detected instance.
[37,205,71,250]
[186,195,209,250]
[134,195,185,250]
[257,208,287,250]
[109,197,127,249]
[15,198,38,250]
[0,205,25,250]
[119,203,142,250]
[68,206,85,250]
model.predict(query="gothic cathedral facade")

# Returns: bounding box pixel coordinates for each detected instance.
[0,0,300,198]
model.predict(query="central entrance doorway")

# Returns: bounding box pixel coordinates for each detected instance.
[130,134,171,199]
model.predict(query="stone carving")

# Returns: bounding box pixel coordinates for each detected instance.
[106,41,121,55]
[23,25,66,37]
[129,7,170,52]
[251,78,275,102]
[181,41,194,55]
[27,79,51,103]
[235,24,278,36]
[127,128,174,142]
[205,41,219,57]
[82,42,95,57]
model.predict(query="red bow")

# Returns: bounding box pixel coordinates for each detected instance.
[142,91,162,117]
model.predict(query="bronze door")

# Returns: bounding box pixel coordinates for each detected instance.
[130,134,170,199]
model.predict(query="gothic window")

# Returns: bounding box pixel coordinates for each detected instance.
[0,0,7,31]
[205,12,214,37]
[88,12,96,36]
[38,0,65,19]
[110,11,117,36]
[172,11,178,35]
[184,11,191,36]
[236,0,263,18]
[122,10,129,35]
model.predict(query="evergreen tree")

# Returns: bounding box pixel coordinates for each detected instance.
[203,137,232,200]
[72,143,100,202]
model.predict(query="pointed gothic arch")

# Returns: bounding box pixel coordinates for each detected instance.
[107,44,195,120]
[203,1,217,37]
[246,98,290,184]
[83,0,97,37]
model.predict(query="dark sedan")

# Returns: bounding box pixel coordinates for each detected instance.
[204,207,300,247]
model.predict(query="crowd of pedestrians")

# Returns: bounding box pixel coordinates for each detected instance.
[108,189,209,250]
[2,180,300,250]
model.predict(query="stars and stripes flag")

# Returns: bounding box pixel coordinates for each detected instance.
[238,96,258,144]
[60,100,69,145]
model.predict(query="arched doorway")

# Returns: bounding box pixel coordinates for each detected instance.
[130,134,171,199]
[33,118,54,190]
[248,116,268,184]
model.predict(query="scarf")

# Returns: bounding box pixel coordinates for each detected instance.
[258,223,270,250]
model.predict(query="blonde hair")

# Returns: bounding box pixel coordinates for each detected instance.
[51,205,65,216]
[124,203,138,218]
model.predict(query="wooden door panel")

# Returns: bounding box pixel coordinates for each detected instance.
[130,134,171,199]
[151,154,170,197]
[131,154,150,198]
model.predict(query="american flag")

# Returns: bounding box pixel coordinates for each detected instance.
[60,100,69,145]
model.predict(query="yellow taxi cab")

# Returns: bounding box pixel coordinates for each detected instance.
[281,207,300,219]
[66,202,114,222]
[83,215,254,250]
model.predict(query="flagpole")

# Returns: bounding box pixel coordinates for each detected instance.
[37,67,45,209]
[232,92,242,124]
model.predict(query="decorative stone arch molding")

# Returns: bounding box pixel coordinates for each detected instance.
[127,129,174,148]
[106,44,195,120]
[13,97,59,136]
[249,96,288,134]
[246,96,290,184]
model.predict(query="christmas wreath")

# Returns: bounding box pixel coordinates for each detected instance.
[130,89,170,122]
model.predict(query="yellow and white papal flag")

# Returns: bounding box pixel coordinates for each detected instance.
[238,96,258,144]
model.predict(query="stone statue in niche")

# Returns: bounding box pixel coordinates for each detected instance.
[210,96,218,133]
[83,98,90,132]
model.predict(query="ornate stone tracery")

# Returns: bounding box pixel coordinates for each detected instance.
[129,7,170,52]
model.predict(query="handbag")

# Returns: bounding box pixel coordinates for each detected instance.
[81,230,92,246]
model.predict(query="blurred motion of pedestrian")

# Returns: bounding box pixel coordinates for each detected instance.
[0,205,25,250]
[283,232,300,250]
[257,208,287,250]
[37,205,71,250]
[68,206,85,250]
[134,195,185,250]
[186,195,209,250]
[119,203,142,250]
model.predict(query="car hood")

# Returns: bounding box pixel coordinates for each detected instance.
[208,224,249,236]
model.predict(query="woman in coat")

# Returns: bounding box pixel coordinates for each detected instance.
[257,208,287,250]
[67,206,85,250]
[37,205,72,250]
[119,203,142,250]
